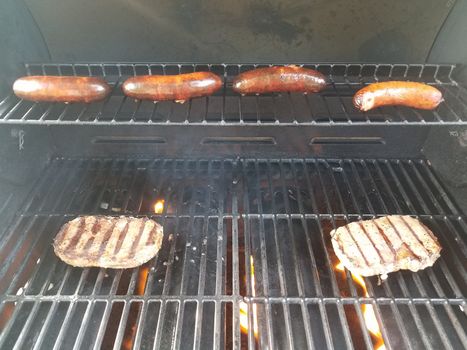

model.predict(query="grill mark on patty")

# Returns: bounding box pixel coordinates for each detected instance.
[113,221,130,255]
[344,225,371,268]
[83,217,101,251]
[385,216,422,262]
[145,224,159,246]
[62,217,86,251]
[332,228,348,262]
[400,216,431,255]
[128,218,148,258]
[374,221,397,263]
[78,217,99,251]
[358,222,385,264]
[55,220,71,243]
[97,220,118,255]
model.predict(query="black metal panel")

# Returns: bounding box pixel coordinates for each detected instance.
[44,124,429,159]
[23,1,454,63]
[0,157,466,349]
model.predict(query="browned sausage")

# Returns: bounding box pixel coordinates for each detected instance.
[232,66,327,94]
[13,76,111,103]
[353,81,443,111]
[122,72,222,102]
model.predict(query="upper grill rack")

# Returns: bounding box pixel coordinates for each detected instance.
[1,63,466,125]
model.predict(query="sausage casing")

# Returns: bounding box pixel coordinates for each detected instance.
[353,81,443,111]
[232,66,327,94]
[122,72,222,102]
[13,76,111,103]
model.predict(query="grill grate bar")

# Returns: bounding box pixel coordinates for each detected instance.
[2,294,465,304]
[443,304,467,346]
[280,170,309,298]
[112,300,131,350]
[3,217,51,295]
[0,302,23,349]
[385,160,419,214]
[352,300,379,350]
[2,63,467,125]
[399,275,434,349]
[71,301,95,350]
[173,300,185,349]
[426,303,456,350]
[267,161,296,349]
[160,163,186,297]
[151,300,168,350]
[430,220,467,295]
[15,212,466,221]
[316,167,351,295]
[32,301,59,350]
[11,301,42,350]
[363,266,413,349]
[52,301,79,350]
[192,301,203,350]
[92,301,113,350]
[413,272,453,349]
[372,160,405,214]
[132,300,149,349]
[398,160,435,215]
[417,161,461,215]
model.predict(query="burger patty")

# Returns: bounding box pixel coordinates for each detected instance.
[53,216,163,269]
[330,215,441,279]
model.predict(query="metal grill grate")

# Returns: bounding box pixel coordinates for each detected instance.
[0,157,466,349]
[1,63,467,125]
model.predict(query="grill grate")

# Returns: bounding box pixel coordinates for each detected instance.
[1,63,467,125]
[0,157,466,349]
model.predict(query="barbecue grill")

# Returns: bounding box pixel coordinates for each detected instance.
[0,1,466,350]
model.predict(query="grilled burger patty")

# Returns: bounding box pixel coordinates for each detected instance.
[53,216,163,269]
[330,215,441,279]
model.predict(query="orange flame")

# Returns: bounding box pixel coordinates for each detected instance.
[240,256,258,338]
[122,266,150,350]
[136,266,149,295]
[154,200,165,214]
[336,263,385,350]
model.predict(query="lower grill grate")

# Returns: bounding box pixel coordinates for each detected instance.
[0,158,466,349]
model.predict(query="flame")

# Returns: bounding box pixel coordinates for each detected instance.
[336,263,385,350]
[122,266,150,350]
[154,200,165,214]
[136,266,149,295]
[240,256,258,338]
[239,301,250,334]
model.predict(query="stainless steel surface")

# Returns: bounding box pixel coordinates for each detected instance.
[0,63,466,125]
[0,157,466,349]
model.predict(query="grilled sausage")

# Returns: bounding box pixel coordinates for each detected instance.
[122,72,222,102]
[353,81,443,111]
[232,66,327,95]
[13,76,111,103]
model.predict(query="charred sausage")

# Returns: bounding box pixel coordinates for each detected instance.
[232,66,327,95]
[122,72,222,102]
[13,76,111,103]
[353,81,443,111]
